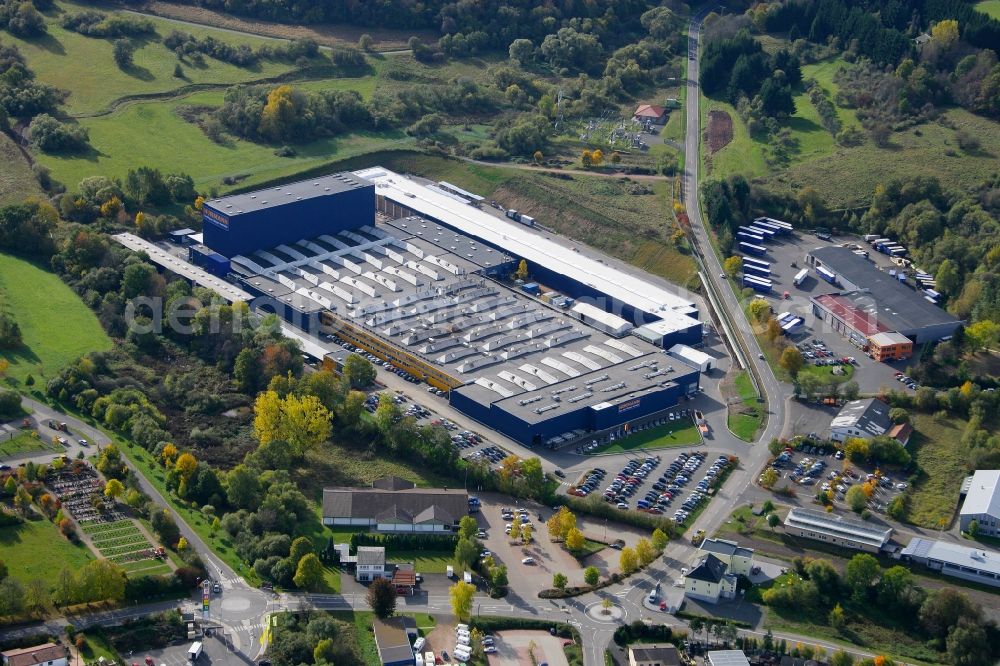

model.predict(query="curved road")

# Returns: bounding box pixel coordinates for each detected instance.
[0,10,812,666]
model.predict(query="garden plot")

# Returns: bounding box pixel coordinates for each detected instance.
[47,465,171,575]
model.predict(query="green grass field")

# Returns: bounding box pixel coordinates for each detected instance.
[728,371,762,441]
[795,361,855,385]
[591,420,701,454]
[37,87,410,193]
[0,253,112,388]
[0,432,58,457]
[701,94,767,181]
[0,519,95,583]
[0,134,42,206]
[905,414,970,529]
[9,0,305,116]
[976,0,1000,20]
[78,630,121,664]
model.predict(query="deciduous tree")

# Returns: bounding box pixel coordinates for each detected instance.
[366,577,397,618]
[619,546,638,574]
[564,527,585,552]
[552,572,567,589]
[584,566,600,586]
[292,553,323,590]
[449,581,475,621]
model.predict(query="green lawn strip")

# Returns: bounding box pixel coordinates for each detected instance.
[795,362,855,385]
[328,611,380,666]
[975,0,1000,20]
[0,432,59,457]
[568,538,606,559]
[120,560,172,576]
[0,253,112,388]
[700,94,768,181]
[0,132,42,206]
[799,57,860,129]
[727,371,762,442]
[79,629,122,664]
[904,414,969,529]
[0,519,95,584]
[385,549,454,574]
[10,0,303,116]
[714,505,786,547]
[591,420,701,454]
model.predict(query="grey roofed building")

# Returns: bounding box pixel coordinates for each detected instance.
[959,469,1000,536]
[784,507,892,552]
[829,398,891,442]
[699,538,754,560]
[707,650,751,666]
[205,172,370,217]
[357,547,386,567]
[628,643,681,666]
[686,553,728,583]
[372,616,417,666]
[807,246,962,343]
[323,476,468,533]
[901,537,1000,588]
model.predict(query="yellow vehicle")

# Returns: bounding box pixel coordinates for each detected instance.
[691,529,706,546]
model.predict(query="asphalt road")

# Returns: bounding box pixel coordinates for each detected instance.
[0,11,871,666]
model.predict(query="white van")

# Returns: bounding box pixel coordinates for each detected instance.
[453,651,470,663]
[456,635,470,646]
[413,637,426,652]
[424,652,435,666]
[415,654,424,666]
[187,643,203,661]
[455,624,469,633]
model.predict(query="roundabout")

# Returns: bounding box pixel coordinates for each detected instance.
[584,599,626,624]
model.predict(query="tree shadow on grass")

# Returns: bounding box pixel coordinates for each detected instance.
[121,63,155,82]
[25,32,65,55]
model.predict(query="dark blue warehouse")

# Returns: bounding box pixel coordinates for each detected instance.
[202,172,375,257]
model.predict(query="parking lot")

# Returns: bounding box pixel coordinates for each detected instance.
[362,391,511,470]
[133,635,234,666]
[765,440,907,513]
[568,451,735,529]
[736,230,913,395]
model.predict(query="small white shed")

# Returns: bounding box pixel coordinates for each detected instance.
[667,344,715,372]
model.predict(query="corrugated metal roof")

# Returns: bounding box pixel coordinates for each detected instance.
[961,470,1000,519]
[354,167,698,318]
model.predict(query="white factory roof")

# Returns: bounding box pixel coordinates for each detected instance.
[570,301,632,335]
[902,537,1000,577]
[706,650,751,666]
[113,233,252,303]
[354,167,698,318]
[961,470,1000,519]
[784,507,892,548]
[668,344,714,368]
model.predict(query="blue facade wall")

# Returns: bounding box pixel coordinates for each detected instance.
[203,184,375,257]
[660,322,704,348]
[450,369,699,447]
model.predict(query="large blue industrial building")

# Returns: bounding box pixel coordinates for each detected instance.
[202,173,375,257]
[185,168,707,448]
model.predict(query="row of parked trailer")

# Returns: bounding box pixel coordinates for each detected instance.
[776,311,804,334]
[863,234,908,258]
[735,218,793,294]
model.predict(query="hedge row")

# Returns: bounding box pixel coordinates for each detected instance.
[469,616,580,642]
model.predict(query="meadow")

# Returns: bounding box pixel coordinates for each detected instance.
[9,0,307,117]
[0,135,42,206]
[905,414,970,529]
[976,0,1000,20]
[0,253,112,388]
[0,519,95,583]
[0,432,59,457]
[728,371,762,441]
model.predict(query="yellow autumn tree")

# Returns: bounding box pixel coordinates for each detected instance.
[591,149,604,165]
[259,85,301,142]
[194,195,205,211]
[100,196,122,219]
[253,390,331,458]
[931,19,959,49]
[161,443,179,466]
[174,453,198,481]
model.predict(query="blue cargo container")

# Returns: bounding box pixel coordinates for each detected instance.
[739,241,767,256]
[747,226,775,239]
[816,265,838,284]
[736,231,764,244]
[743,263,770,277]
[521,282,541,295]
[755,217,792,233]
[752,219,782,235]
[742,256,770,270]
[742,276,772,293]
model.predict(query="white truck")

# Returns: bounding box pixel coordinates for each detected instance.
[187,643,203,662]
[793,268,808,286]
[463,571,472,584]
[446,565,455,579]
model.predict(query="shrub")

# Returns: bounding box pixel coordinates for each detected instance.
[28,115,89,153]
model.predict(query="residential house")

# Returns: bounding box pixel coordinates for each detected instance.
[628,644,681,666]
[698,538,754,576]
[356,546,388,582]
[707,651,751,666]
[633,104,668,124]
[1,645,68,666]
[684,553,737,603]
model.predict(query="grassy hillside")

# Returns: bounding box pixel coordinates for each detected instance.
[0,134,42,206]
[37,87,408,191]
[0,253,112,387]
[700,93,767,181]
[906,414,970,529]
[9,1,306,117]
[976,0,1000,20]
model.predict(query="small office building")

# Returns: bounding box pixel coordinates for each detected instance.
[867,331,914,361]
[706,651,751,666]
[684,553,737,603]
[628,644,681,666]
[1,645,68,666]
[959,469,1000,537]
[698,538,754,576]
[784,507,893,552]
[829,398,891,443]
[901,537,1000,588]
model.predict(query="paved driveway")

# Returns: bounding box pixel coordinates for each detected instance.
[488,630,569,666]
